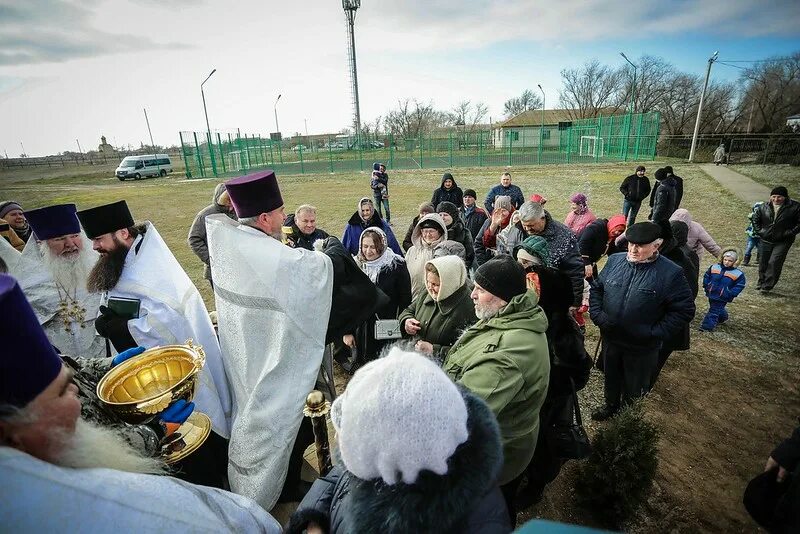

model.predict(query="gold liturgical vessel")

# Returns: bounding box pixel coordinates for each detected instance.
[96,341,211,464]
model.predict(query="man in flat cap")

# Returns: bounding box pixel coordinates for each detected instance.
[0,274,282,532]
[589,221,695,421]
[76,200,232,488]
[751,186,800,292]
[205,170,335,509]
[12,204,105,358]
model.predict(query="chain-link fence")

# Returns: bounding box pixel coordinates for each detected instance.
[657,133,800,164]
[179,112,660,179]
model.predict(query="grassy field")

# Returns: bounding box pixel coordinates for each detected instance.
[733,164,800,193]
[2,161,798,531]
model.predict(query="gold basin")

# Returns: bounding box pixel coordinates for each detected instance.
[96,342,205,425]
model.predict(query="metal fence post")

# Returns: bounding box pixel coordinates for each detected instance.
[299,143,305,174]
[207,132,218,177]
[449,130,453,167]
[633,113,643,160]
[278,139,283,164]
[762,138,770,164]
[389,133,394,169]
[419,133,424,169]
[507,130,513,166]
[193,132,205,177]
[217,133,227,174]
[566,127,572,164]
[328,136,334,173]
[179,132,192,178]
[479,131,484,167]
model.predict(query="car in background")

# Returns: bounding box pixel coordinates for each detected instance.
[115,154,173,181]
[291,144,308,152]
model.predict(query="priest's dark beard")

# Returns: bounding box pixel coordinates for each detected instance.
[87,244,129,292]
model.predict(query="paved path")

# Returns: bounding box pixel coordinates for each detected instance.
[699,164,770,205]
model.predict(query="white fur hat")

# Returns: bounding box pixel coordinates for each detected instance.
[330,346,469,485]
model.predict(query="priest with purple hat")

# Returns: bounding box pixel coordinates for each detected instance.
[13,203,105,359]
[0,273,282,532]
[76,200,233,488]
[205,170,335,508]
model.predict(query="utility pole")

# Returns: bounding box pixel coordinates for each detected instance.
[20,141,26,157]
[304,118,309,137]
[76,139,83,155]
[274,94,282,135]
[200,68,217,176]
[620,52,638,161]
[689,51,718,163]
[143,108,156,151]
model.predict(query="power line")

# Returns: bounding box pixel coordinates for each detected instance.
[718,57,795,63]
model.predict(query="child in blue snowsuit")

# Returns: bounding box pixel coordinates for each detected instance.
[742,201,763,266]
[701,248,746,331]
[370,162,391,224]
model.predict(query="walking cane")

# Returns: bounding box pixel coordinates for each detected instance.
[304,390,333,476]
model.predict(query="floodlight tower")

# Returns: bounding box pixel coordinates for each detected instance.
[343,0,362,139]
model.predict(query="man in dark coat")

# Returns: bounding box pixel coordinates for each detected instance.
[650,220,699,386]
[590,222,695,420]
[665,166,684,209]
[461,189,488,241]
[578,214,627,280]
[752,186,800,292]
[431,172,464,209]
[650,168,679,222]
[619,165,651,226]
[283,204,330,250]
[187,184,237,287]
[485,172,525,214]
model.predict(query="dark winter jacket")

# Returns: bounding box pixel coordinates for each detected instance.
[320,236,390,344]
[432,175,464,209]
[353,256,412,361]
[445,221,475,266]
[402,215,420,252]
[341,204,402,256]
[649,171,684,210]
[485,183,525,214]
[399,277,477,360]
[651,176,679,222]
[187,183,237,281]
[462,205,489,241]
[670,220,700,299]
[283,213,330,251]
[703,250,746,303]
[589,252,696,350]
[752,197,800,244]
[534,212,585,307]
[287,390,511,534]
[660,222,699,352]
[578,215,627,266]
[619,173,652,202]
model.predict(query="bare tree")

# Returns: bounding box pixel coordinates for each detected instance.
[738,51,800,132]
[559,59,625,119]
[503,89,543,118]
[384,99,452,138]
[657,73,702,135]
[452,100,489,131]
[618,55,676,113]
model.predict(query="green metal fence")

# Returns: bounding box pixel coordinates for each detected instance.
[179,111,660,179]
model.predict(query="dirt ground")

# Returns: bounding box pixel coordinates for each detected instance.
[3,160,798,531]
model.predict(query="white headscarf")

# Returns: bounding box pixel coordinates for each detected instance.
[357,226,402,283]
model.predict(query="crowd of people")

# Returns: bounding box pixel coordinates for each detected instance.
[0,163,798,532]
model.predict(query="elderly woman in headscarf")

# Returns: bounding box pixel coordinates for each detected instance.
[513,236,591,507]
[342,227,411,369]
[398,255,476,360]
[564,193,596,236]
[405,213,448,298]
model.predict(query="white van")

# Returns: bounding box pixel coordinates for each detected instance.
[115,154,173,181]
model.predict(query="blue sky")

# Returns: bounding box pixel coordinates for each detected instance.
[0,0,798,156]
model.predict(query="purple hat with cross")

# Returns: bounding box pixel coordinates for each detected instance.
[0,274,63,408]
[25,203,81,240]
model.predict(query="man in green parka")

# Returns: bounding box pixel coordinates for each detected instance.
[442,254,550,524]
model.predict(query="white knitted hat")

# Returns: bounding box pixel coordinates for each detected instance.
[331,346,469,485]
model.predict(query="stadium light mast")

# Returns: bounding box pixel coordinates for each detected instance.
[620,52,637,114]
[343,0,362,139]
[689,51,718,163]
[537,84,545,164]
[274,93,282,134]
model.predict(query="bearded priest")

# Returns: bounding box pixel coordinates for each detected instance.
[76,200,232,488]
[15,204,105,359]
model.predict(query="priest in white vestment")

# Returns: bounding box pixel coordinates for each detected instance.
[0,274,281,533]
[76,200,232,488]
[207,170,333,510]
[13,203,105,359]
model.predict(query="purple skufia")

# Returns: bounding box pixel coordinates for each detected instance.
[25,203,81,240]
[0,274,62,407]
[225,170,284,218]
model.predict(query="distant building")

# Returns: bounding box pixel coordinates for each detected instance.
[97,135,115,153]
[494,108,617,148]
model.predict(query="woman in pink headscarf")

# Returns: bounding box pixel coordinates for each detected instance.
[564,192,596,235]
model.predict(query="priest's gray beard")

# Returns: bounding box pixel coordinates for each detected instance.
[55,417,168,475]
[87,243,129,293]
[38,242,96,294]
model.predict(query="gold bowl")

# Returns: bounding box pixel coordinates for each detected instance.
[96,342,206,425]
